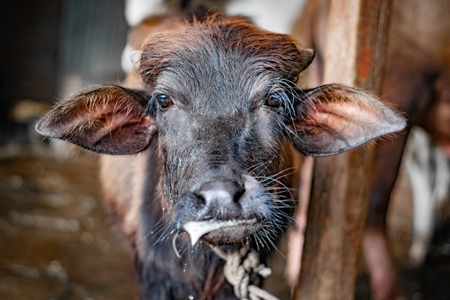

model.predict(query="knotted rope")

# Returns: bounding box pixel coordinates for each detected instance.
[210,245,280,300]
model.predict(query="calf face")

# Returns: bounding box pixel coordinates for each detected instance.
[36,13,405,298]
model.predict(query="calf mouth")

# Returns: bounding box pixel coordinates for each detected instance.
[183,218,259,246]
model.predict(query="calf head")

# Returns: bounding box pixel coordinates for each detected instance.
[36,15,405,250]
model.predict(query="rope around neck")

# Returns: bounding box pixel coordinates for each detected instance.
[210,245,280,300]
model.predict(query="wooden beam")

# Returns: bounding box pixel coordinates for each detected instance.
[293,0,392,299]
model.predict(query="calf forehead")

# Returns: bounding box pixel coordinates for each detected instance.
[156,54,272,113]
[140,17,304,108]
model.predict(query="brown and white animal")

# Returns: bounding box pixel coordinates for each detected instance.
[36,11,405,299]
[404,126,450,266]
[295,0,450,299]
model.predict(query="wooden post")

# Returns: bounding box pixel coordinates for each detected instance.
[293,0,392,299]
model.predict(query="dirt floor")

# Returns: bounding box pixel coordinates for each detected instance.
[0,143,140,300]
[0,141,449,300]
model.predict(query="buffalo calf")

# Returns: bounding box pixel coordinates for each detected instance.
[36,13,405,300]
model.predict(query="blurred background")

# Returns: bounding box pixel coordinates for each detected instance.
[0,1,140,299]
[0,0,449,299]
[0,0,128,146]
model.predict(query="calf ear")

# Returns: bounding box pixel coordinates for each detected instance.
[290,84,406,156]
[36,85,155,155]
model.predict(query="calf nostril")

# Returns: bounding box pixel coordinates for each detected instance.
[195,193,206,206]
[233,188,245,203]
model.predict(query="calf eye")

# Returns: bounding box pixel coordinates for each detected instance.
[266,93,282,108]
[155,94,173,109]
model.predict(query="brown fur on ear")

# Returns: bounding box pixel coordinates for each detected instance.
[139,14,315,86]
[291,84,407,156]
[36,86,156,155]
